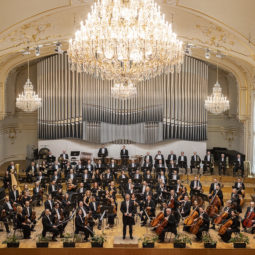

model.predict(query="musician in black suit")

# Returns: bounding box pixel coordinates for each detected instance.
[179,195,191,217]
[169,170,180,180]
[66,169,77,184]
[98,144,108,157]
[231,188,241,213]
[9,185,19,203]
[47,151,56,165]
[178,152,187,174]
[120,194,135,239]
[155,159,166,174]
[128,159,138,176]
[203,151,214,174]
[60,150,69,161]
[3,196,14,218]
[48,180,58,198]
[144,170,153,183]
[42,209,59,241]
[26,162,37,182]
[103,169,114,187]
[120,145,129,166]
[142,159,153,172]
[33,181,42,206]
[233,154,244,177]
[219,210,240,243]
[89,196,100,220]
[168,160,178,175]
[132,169,142,183]
[76,160,84,174]
[154,150,164,165]
[209,178,220,194]
[7,161,16,173]
[3,171,11,189]
[109,159,118,179]
[144,152,153,164]
[190,152,201,174]
[167,151,177,163]
[85,159,93,173]
[218,153,227,175]
[141,195,155,226]
[195,207,210,241]
[158,208,177,242]
[190,176,202,197]
[242,202,255,233]
[44,194,54,212]
[95,159,106,173]
[209,184,224,206]
[75,209,93,241]
[233,178,245,193]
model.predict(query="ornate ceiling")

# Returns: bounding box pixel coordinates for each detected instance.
[0,0,254,121]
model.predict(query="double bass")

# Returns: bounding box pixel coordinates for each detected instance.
[206,190,221,217]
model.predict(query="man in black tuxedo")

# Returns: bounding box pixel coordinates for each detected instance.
[44,194,54,212]
[7,161,16,173]
[120,145,129,166]
[60,150,69,161]
[9,185,19,204]
[109,159,118,179]
[26,162,37,183]
[98,144,108,164]
[76,160,84,174]
[144,152,153,164]
[120,194,135,239]
[142,158,152,172]
[47,151,56,165]
[233,178,245,193]
[209,184,223,206]
[178,152,187,174]
[180,195,191,217]
[42,209,59,241]
[218,153,226,175]
[167,151,177,168]
[128,159,138,176]
[85,159,93,173]
[154,150,164,165]
[233,154,244,177]
[209,178,220,194]
[203,151,214,174]
[242,201,255,232]
[140,195,155,226]
[190,152,201,174]
[190,176,202,197]
[75,208,93,241]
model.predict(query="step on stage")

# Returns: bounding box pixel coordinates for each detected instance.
[113,236,139,247]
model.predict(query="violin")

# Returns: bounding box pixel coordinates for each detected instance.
[218,218,233,235]
[184,209,198,226]
[151,212,164,227]
[243,211,255,228]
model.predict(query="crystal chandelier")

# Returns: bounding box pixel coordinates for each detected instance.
[67,0,184,85]
[204,65,230,114]
[16,59,42,112]
[111,80,137,99]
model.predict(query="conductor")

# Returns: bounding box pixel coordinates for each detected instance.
[120,194,135,240]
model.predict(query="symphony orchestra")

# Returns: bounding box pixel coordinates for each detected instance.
[0,146,251,244]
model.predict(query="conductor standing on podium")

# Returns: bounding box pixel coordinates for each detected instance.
[121,194,135,240]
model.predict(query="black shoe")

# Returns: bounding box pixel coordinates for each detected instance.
[130,236,133,240]
[158,240,164,243]
[210,226,215,230]
[52,238,57,242]
[123,236,126,240]
[84,238,89,242]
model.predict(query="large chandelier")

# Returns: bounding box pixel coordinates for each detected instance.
[111,80,137,99]
[67,0,184,85]
[16,59,42,112]
[204,65,230,114]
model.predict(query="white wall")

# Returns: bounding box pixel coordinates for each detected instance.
[39,138,206,167]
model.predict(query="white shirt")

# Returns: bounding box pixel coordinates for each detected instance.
[126,201,129,214]
[56,209,60,220]
[207,155,210,161]
[7,202,12,210]
[102,148,105,153]
[63,154,66,159]
[181,156,184,161]
[48,200,52,209]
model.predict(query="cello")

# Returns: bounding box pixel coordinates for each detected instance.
[155,217,168,235]
[151,212,164,227]
[214,211,228,225]
[184,209,198,226]
[190,213,204,235]
[243,211,255,228]
[218,218,233,235]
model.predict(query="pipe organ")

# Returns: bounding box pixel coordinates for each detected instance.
[38,54,208,144]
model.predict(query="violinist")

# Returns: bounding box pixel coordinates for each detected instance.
[52,202,65,238]
[194,207,210,241]
[67,179,77,194]
[140,195,155,226]
[106,197,117,229]
[16,205,31,239]
[89,196,100,220]
[44,194,54,212]
[108,181,117,199]
[78,182,86,196]
[242,201,255,233]
[75,209,93,241]
[158,208,177,243]
[131,193,139,211]
[179,195,191,218]
[64,162,72,178]
[33,181,42,206]
[48,180,58,198]
[157,181,166,204]
[77,201,87,218]
[190,176,202,197]
[22,201,36,230]
[219,210,240,243]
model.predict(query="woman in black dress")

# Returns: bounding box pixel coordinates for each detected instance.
[16,206,31,239]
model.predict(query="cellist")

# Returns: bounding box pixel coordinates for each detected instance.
[158,208,177,243]
[219,210,240,243]
[193,207,210,241]
[242,201,255,233]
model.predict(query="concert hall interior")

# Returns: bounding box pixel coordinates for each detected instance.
[1,0,255,253]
